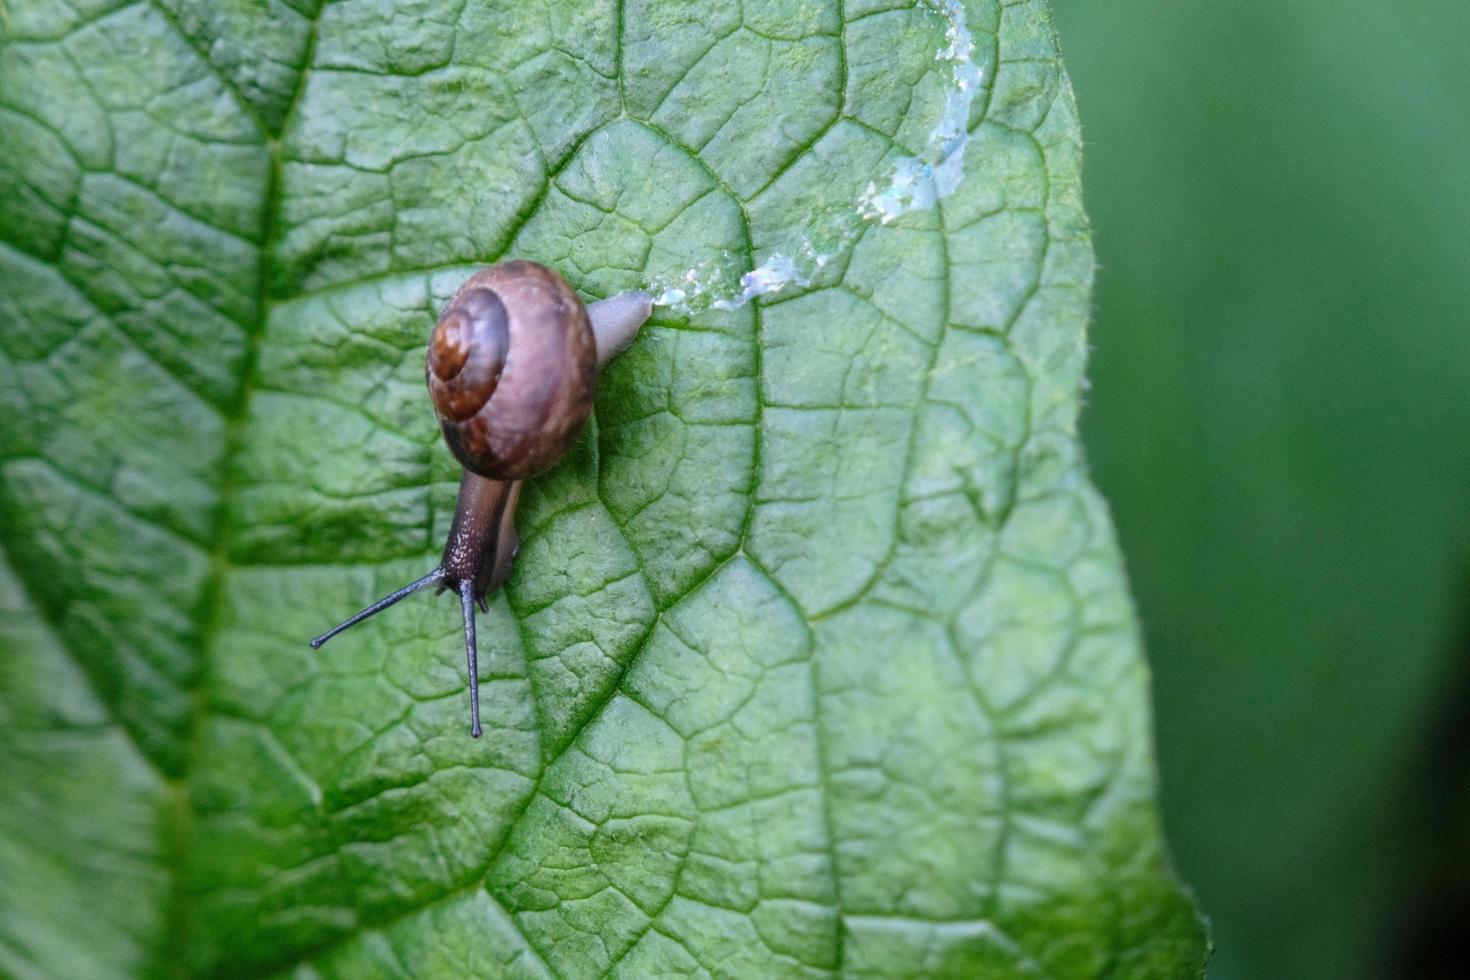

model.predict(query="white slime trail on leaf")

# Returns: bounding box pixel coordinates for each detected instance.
[858,0,982,223]
[648,0,982,314]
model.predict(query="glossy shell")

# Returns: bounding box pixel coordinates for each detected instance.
[427,261,597,480]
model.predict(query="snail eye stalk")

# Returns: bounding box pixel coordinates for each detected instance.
[308,568,443,650]
[458,580,482,739]
[308,567,486,738]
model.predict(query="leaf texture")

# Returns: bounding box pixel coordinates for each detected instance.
[0,1,1205,977]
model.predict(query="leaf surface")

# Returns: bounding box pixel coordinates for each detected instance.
[0,1,1204,977]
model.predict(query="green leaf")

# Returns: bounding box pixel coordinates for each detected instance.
[0,1,1205,977]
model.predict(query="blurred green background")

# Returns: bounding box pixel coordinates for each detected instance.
[1051,1,1470,978]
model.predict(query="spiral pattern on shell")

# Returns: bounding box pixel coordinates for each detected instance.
[427,261,597,481]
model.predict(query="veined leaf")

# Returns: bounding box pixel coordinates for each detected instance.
[0,1,1204,976]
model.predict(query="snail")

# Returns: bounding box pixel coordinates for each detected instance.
[309,260,653,737]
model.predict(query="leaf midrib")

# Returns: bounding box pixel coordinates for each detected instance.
[145,0,321,972]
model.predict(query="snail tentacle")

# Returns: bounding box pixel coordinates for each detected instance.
[308,567,444,650]
[459,580,482,739]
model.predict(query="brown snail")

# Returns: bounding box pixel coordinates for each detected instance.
[309,260,653,737]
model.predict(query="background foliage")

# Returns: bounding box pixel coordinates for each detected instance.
[1053,2,1470,978]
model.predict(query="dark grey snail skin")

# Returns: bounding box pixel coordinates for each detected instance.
[309,261,653,738]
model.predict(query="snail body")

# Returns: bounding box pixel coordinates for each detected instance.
[310,260,653,737]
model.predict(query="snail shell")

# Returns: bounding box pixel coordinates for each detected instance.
[427,260,597,481]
